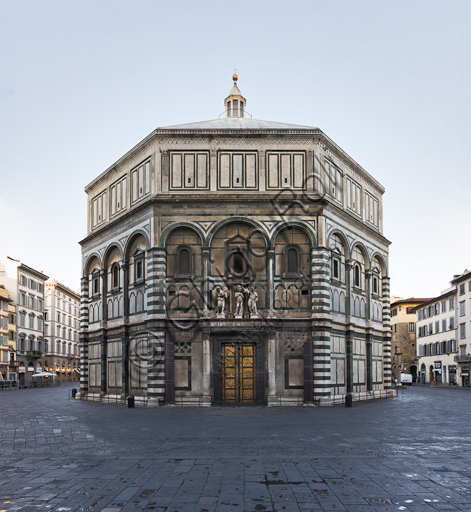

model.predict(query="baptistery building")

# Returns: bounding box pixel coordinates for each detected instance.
[79,75,392,406]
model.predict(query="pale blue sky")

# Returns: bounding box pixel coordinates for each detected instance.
[1,0,470,298]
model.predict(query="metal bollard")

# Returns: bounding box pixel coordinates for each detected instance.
[345,393,353,407]
[71,388,78,399]
[127,395,135,408]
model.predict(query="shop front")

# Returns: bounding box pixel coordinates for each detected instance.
[448,364,457,385]
[433,361,442,384]
[461,366,470,387]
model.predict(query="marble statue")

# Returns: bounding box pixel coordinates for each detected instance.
[215,286,230,318]
[234,285,244,318]
[244,286,259,317]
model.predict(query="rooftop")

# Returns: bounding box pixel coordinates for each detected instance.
[158,117,318,131]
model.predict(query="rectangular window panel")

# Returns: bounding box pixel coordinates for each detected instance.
[293,154,304,188]
[110,176,127,217]
[145,161,151,194]
[220,154,230,188]
[365,192,378,227]
[233,154,243,187]
[184,154,195,188]
[111,185,116,215]
[281,154,291,187]
[171,154,182,188]
[91,192,106,227]
[138,165,144,196]
[246,154,256,188]
[346,177,361,215]
[132,170,138,201]
[197,154,207,188]
[268,154,279,188]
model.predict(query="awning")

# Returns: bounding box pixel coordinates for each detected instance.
[32,372,57,378]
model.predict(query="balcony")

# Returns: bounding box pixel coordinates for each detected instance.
[454,354,471,362]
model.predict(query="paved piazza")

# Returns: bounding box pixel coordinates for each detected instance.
[1,385,471,511]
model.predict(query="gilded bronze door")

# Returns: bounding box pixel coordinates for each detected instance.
[221,343,256,403]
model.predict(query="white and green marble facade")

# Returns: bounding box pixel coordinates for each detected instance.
[79,87,392,406]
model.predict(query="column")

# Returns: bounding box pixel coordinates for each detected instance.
[311,247,332,405]
[146,248,167,317]
[202,247,211,314]
[100,269,107,323]
[365,270,372,321]
[121,327,128,398]
[303,340,314,404]
[201,329,211,406]
[267,330,278,406]
[345,260,353,318]
[267,247,275,312]
[366,333,373,391]
[120,261,129,320]
[165,331,175,405]
[100,333,107,396]
[146,247,167,406]
[346,330,353,393]
[382,277,392,391]
[78,333,88,398]
[80,276,89,331]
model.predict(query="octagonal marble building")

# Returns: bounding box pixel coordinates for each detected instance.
[79,76,393,407]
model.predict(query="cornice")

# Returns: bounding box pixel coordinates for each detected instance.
[18,264,49,281]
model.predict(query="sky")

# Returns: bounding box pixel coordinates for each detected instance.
[1,0,470,298]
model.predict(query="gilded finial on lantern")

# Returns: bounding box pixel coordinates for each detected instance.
[232,68,238,83]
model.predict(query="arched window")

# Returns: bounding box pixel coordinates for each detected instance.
[240,101,244,116]
[112,265,119,288]
[228,250,246,277]
[93,276,99,295]
[178,248,191,275]
[227,101,231,117]
[233,100,238,117]
[354,265,360,287]
[286,247,299,274]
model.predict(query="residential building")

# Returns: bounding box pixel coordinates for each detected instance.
[0,257,48,387]
[0,287,13,380]
[79,74,392,407]
[390,297,430,382]
[416,287,458,385]
[44,279,80,380]
[451,270,471,386]
[7,296,17,381]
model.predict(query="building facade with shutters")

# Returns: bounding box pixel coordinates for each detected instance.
[0,287,15,380]
[416,288,458,385]
[390,297,430,383]
[0,257,48,387]
[79,76,393,406]
[451,270,471,386]
[44,279,81,381]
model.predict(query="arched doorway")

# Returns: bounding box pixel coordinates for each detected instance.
[420,363,426,384]
[429,365,434,384]
[410,364,417,383]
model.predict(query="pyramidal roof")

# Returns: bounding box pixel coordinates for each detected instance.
[158,73,318,131]
[158,117,317,131]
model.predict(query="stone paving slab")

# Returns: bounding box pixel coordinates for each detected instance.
[2,384,471,510]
